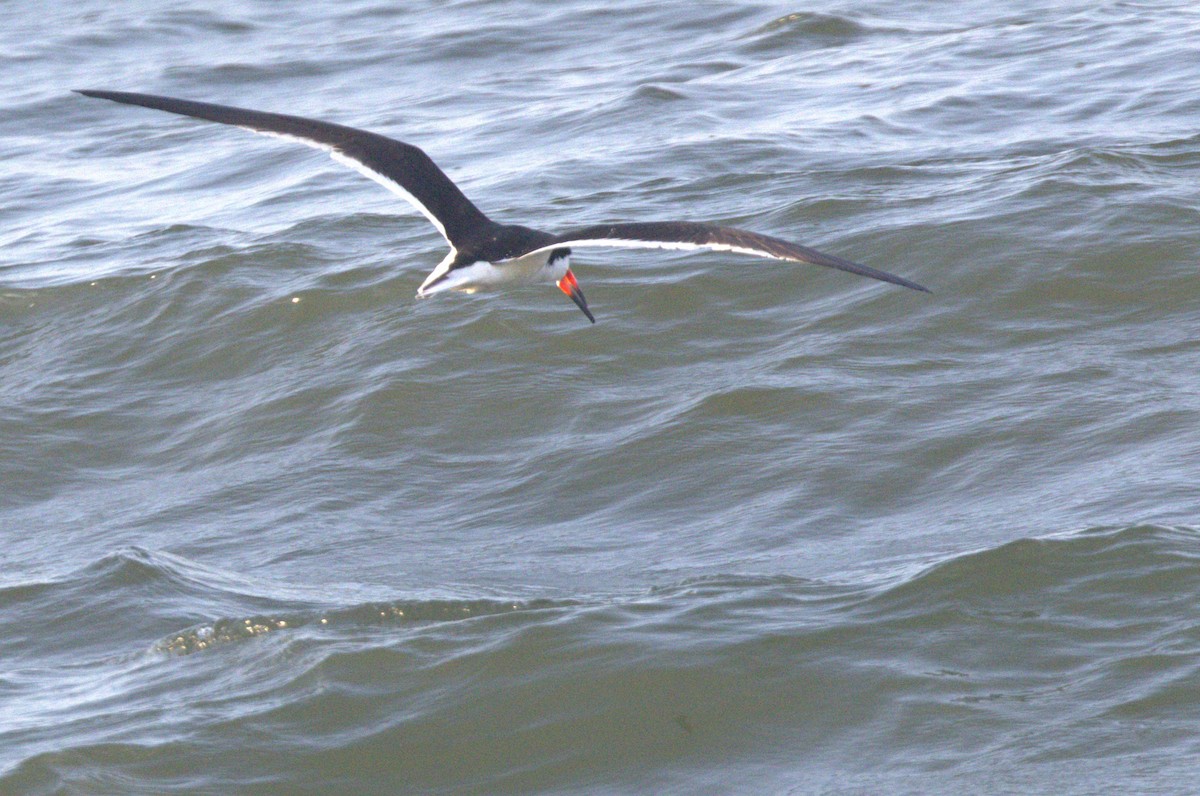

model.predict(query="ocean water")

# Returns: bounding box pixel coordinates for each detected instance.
[3,1,1200,793]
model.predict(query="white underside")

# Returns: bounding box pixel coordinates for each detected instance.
[416,249,569,297]
[520,237,785,261]
[414,237,789,299]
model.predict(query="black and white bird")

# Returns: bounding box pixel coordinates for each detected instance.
[77,90,928,323]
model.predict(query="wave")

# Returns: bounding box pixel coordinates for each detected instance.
[5,526,1199,791]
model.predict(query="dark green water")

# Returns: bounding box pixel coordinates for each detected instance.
[3,1,1200,793]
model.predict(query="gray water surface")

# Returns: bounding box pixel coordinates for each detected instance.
[3,2,1200,793]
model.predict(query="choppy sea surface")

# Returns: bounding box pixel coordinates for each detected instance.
[4,1,1200,793]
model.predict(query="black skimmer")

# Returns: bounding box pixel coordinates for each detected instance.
[77,90,929,323]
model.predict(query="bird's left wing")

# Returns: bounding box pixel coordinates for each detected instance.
[518,221,929,293]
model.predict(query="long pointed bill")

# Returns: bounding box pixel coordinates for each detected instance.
[557,268,595,324]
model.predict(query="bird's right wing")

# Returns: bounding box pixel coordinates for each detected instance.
[522,221,929,293]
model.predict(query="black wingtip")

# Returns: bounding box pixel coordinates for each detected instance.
[874,272,931,293]
[76,89,148,104]
[814,251,931,294]
[76,89,130,105]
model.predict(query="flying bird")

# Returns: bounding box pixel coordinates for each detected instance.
[77,90,928,323]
